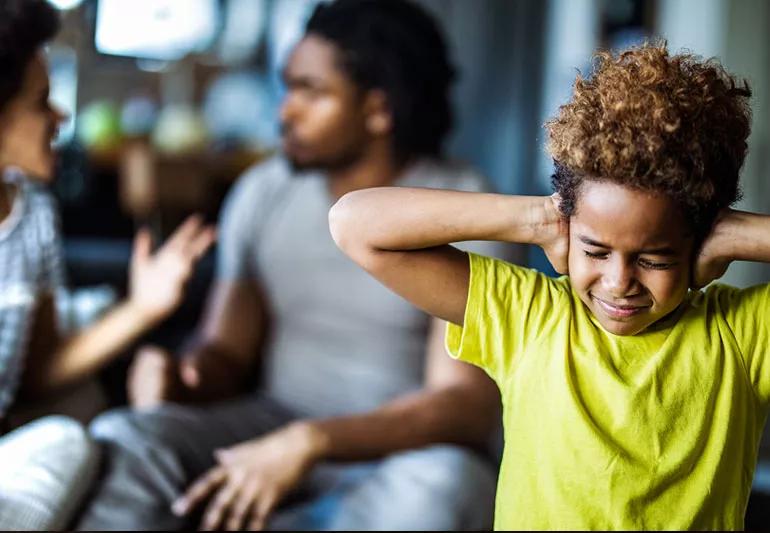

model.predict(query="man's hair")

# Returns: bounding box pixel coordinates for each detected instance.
[305,0,456,161]
[0,0,59,113]
[546,42,752,240]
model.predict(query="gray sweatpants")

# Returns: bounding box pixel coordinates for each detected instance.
[0,416,99,531]
[76,395,497,530]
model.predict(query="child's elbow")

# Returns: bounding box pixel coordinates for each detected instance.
[329,192,365,257]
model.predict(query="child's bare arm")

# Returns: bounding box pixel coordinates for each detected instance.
[329,187,567,325]
[695,209,770,287]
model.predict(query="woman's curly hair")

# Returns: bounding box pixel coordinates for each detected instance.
[546,42,752,240]
[0,0,59,113]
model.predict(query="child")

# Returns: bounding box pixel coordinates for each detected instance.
[329,43,770,530]
[0,0,213,528]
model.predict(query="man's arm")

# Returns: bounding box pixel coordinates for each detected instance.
[128,278,266,406]
[172,317,500,530]
[176,279,266,402]
[302,317,500,459]
[329,187,567,325]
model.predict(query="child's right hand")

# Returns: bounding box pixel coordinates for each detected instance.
[538,194,570,274]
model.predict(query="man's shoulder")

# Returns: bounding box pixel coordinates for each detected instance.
[235,155,293,189]
[226,155,303,206]
[401,158,493,193]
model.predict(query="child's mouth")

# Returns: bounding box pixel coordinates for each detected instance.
[592,295,649,320]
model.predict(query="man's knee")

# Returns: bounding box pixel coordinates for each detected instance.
[88,405,218,485]
[89,406,183,451]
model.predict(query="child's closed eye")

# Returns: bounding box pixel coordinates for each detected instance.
[583,250,608,259]
[637,258,675,270]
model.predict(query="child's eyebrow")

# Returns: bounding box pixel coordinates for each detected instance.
[578,235,612,248]
[578,235,678,256]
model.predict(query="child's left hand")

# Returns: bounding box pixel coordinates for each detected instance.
[692,210,733,288]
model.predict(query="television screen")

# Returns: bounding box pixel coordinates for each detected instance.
[95,0,219,61]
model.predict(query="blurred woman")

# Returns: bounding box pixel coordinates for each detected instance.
[0,1,214,529]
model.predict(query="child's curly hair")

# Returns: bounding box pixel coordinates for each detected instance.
[546,42,752,240]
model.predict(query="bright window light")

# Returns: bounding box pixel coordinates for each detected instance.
[48,0,84,10]
[95,0,219,61]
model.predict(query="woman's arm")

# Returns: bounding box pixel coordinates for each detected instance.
[22,293,162,396]
[329,187,566,325]
[21,216,215,397]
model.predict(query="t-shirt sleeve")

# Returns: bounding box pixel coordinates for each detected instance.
[216,161,286,281]
[718,282,770,402]
[445,252,564,383]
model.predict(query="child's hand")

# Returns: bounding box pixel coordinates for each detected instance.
[538,194,570,274]
[692,210,733,288]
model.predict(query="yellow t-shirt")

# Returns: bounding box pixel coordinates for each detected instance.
[447,252,770,530]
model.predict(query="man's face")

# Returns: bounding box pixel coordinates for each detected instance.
[280,35,370,171]
[568,180,694,336]
[0,52,65,182]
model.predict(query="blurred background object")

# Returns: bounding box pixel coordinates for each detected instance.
[94,0,219,61]
[40,0,770,522]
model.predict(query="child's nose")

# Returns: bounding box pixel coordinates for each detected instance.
[602,259,637,297]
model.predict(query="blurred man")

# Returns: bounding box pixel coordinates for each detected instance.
[78,1,510,529]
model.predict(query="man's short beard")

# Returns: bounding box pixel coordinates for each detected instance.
[285,146,363,175]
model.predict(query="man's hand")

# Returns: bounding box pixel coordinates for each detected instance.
[128,215,216,323]
[172,423,326,531]
[127,345,203,408]
[692,210,734,289]
[128,346,182,408]
[538,194,570,275]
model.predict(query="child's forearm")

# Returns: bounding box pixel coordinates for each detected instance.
[329,187,553,252]
[714,210,770,264]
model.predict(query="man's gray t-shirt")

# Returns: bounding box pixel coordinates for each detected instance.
[219,157,511,418]
[0,172,64,418]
